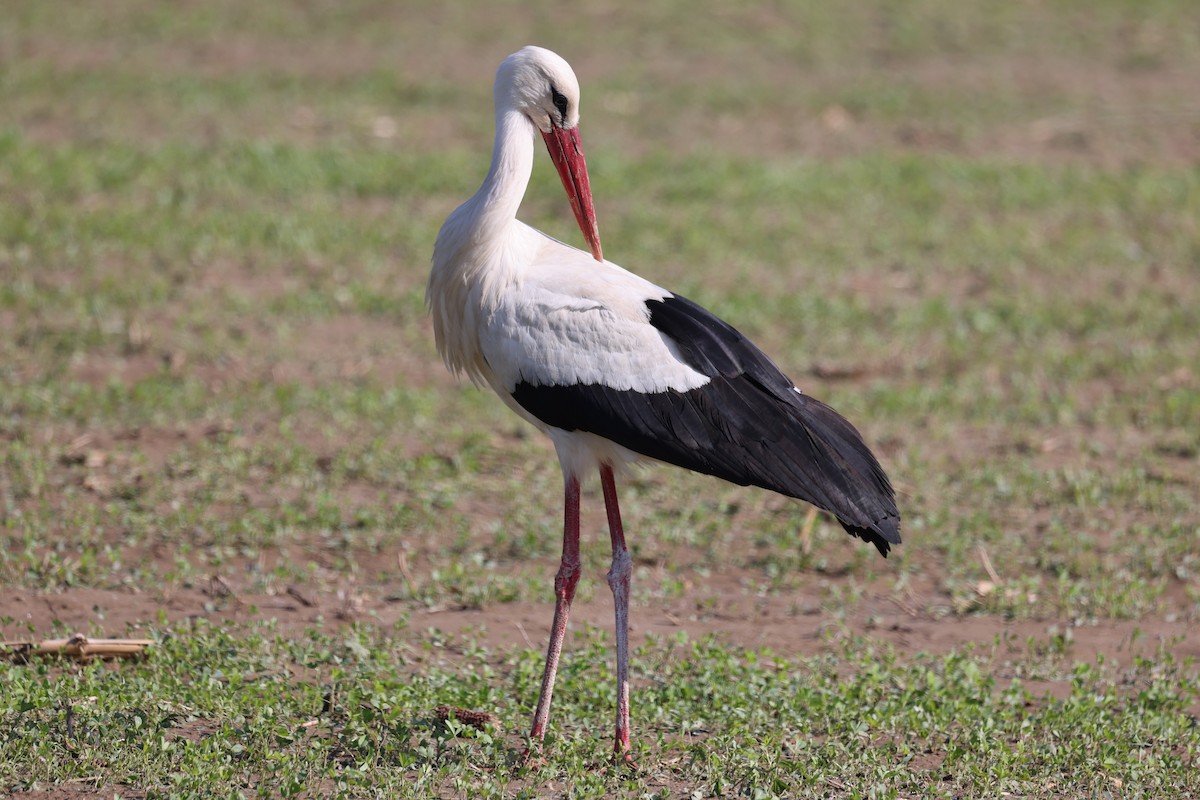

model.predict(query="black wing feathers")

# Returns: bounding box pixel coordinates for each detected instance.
[646,295,785,385]
[510,293,901,556]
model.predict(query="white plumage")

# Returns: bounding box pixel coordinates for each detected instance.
[481,259,710,394]
[427,45,900,760]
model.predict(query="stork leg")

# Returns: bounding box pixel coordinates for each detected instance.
[529,474,582,744]
[600,463,633,759]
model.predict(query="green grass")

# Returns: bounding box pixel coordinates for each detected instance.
[4,141,1195,614]
[2,624,1196,799]
[2,0,1200,796]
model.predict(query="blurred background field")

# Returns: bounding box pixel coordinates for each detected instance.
[2,1,1199,797]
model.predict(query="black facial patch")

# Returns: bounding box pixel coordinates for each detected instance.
[550,85,569,124]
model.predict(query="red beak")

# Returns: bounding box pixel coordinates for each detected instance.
[541,125,603,262]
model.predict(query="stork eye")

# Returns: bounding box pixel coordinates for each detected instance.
[550,86,569,122]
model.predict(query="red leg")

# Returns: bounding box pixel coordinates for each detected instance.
[529,474,582,744]
[600,464,633,759]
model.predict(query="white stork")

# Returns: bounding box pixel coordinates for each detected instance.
[427,46,900,759]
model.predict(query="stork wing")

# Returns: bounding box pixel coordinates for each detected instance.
[489,270,900,554]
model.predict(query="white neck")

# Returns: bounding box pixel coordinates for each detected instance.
[427,107,538,383]
[476,107,536,234]
[438,108,536,269]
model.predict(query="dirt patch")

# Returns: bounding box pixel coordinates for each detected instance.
[5,573,1195,672]
[10,7,1200,165]
[5,789,144,800]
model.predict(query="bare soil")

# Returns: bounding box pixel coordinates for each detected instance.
[5,569,1197,673]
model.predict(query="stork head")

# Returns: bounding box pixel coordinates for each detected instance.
[496,46,603,262]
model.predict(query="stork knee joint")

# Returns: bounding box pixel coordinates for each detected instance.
[607,547,632,591]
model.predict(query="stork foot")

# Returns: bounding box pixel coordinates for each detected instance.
[517,743,547,768]
[603,748,638,773]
